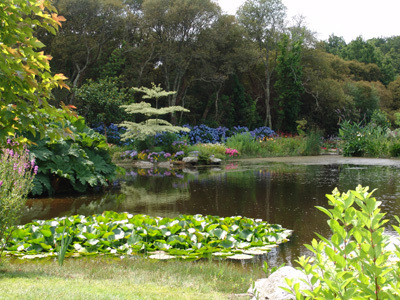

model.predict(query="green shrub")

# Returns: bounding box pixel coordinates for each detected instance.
[260,136,304,156]
[339,121,368,156]
[187,143,226,163]
[370,109,391,130]
[0,143,36,259]
[303,129,322,156]
[285,185,400,299]
[28,110,118,195]
[339,120,390,157]
[389,140,400,157]
[226,133,263,157]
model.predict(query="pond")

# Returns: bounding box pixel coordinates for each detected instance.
[23,155,400,267]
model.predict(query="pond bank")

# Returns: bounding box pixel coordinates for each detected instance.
[232,155,400,166]
[116,155,400,169]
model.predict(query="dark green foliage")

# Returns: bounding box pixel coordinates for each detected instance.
[390,141,400,157]
[33,0,400,136]
[274,34,304,133]
[344,81,379,120]
[28,110,117,195]
[74,76,131,142]
[228,75,258,129]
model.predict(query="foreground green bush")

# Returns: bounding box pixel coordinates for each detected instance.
[285,185,400,299]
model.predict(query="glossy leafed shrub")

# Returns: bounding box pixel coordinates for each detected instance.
[285,186,400,299]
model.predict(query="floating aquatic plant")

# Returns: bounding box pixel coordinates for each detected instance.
[4,212,292,260]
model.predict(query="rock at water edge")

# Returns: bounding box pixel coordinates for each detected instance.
[247,266,312,300]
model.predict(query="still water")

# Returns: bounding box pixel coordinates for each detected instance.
[23,156,400,267]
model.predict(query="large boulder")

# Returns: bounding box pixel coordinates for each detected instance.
[247,266,312,300]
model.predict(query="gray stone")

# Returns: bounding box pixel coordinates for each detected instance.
[182,156,198,164]
[158,161,172,168]
[134,161,154,168]
[209,157,222,164]
[247,266,312,300]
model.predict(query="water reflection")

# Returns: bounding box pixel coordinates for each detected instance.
[23,161,400,267]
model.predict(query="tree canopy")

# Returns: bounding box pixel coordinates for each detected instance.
[7,0,400,136]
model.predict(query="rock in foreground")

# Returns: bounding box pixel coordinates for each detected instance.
[247,266,311,300]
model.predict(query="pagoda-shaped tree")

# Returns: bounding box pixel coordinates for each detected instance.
[119,83,190,141]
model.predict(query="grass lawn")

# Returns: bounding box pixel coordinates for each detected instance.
[0,256,263,299]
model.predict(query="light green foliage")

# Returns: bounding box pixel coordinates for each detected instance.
[0,257,263,299]
[260,136,304,156]
[58,223,74,266]
[339,118,390,157]
[120,84,190,141]
[370,109,391,130]
[0,145,36,259]
[0,0,69,144]
[187,143,227,163]
[28,110,117,195]
[4,212,292,260]
[133,83,176,109]
[285,185,400,299]
[226,133,264,157]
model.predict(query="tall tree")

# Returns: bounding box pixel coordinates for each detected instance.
[42,0,125,102]
[141,0,220,124]
[323,34,347,57]
[237,0,287,128]
[188,14,257,125]
[274,34,304,133]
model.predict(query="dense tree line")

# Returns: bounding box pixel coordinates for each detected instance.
[38,0,400,135]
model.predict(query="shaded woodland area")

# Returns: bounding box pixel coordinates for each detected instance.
[40,0,400,135]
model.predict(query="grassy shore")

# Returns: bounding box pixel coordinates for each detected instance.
[0,256,263,299]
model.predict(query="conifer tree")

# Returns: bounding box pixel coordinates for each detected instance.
[119,83,190,141]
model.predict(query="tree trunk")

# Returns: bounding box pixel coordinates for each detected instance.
[265,69,272,128]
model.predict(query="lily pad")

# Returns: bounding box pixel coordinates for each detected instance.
[5,212,292,260]
[227,254,254,260]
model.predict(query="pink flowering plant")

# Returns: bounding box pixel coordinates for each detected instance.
[0,140,37,258]
[225,148,240,157]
